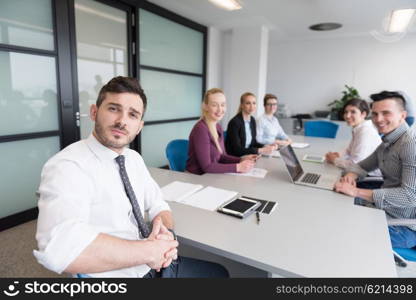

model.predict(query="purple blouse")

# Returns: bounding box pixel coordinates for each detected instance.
[186,120,240,175]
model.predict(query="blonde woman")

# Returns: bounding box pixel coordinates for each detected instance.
[186,88,256,175]
[225,92,275,157]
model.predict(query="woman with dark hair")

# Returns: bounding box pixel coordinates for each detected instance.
[325,98,381,171]
[225,92,275,157]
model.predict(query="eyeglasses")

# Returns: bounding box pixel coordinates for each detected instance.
[266,103,278,107]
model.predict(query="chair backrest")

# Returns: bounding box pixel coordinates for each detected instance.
[304,120,339,138]
[165,139,189,172]
[405,116,414,127]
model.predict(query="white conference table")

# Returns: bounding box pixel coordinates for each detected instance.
[149,136,397,277]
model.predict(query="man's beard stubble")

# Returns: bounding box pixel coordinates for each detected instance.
[94,121,133,150]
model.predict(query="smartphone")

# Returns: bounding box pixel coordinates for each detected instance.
[217,197,260,219]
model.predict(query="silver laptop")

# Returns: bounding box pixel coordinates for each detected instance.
[279,145,338,190]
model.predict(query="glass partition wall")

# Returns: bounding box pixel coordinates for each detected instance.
[139,7,206,167]
[74,0,129,139]
[0,0,207,230]
[0,0,61,224]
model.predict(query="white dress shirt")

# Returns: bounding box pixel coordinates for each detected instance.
[256,114,288,145]
[334,120,382,175]
[244,119,252,148]
[34,134,170,277]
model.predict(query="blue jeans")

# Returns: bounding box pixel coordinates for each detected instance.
[389,226,416,249]
[354,181,416,249]
[143,256,229,278]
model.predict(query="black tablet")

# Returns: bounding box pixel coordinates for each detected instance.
[217,197,260,219]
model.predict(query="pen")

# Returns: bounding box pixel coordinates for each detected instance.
[256,212,260,225]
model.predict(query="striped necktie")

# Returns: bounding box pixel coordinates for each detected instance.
[115,155,150,238]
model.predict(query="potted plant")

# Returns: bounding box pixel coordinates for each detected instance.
[328,85,360,120]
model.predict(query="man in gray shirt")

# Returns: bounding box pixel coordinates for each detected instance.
[334,91,416,249]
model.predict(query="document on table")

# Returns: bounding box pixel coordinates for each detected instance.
[181,186,238,211]
[302,154,325,163]
[161,182,238,211]
[161,181,203,202]
[225,168,268,178]
[291,142,309,148]
[262,150,280,158]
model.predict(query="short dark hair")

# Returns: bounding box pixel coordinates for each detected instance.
[342,98,370,118]
[96,76,147,113]
[369,91,405,111]
[263,93,278,107]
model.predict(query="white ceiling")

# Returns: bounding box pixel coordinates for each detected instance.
[148,0,416,41]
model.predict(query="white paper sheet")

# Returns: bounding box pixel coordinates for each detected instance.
[292,142,310,148]
[271,150,281,158]
[302,154,325,163]
[226,168,268,178]
[181,186,238,211]
[161,181,203,203]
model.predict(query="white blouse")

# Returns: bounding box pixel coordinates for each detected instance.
[334,120,382,175]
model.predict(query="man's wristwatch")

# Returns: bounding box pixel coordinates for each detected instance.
[168,228,177,240]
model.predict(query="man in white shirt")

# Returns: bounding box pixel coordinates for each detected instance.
[34,76,228,278]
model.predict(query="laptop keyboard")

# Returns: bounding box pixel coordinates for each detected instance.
[301,173,321,184]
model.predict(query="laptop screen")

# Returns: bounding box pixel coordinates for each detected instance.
[279,145,304,181]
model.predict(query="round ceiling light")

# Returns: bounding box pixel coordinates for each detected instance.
[309,22,342,31]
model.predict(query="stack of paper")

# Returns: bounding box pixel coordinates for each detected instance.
[262,150,281,158]
[271,150,281,158]
[161,181,203,202]
[292,142,309,149]
[302,154,324,163]
[161,181,238,211]
[181,186,237,211]
[226,168,268,178]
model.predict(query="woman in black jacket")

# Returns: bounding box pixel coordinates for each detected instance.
[225,92,275,157]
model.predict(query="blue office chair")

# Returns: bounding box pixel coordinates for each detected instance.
[223,130,227,141]
[388,219,416,267]
[405,116,414,127]
[394,248,416,262]
[77,273,91,278]
[304,120,339,138]
[165,139,189,172]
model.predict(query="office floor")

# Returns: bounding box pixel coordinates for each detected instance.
[0,220,266,278]
[2,220,414,278]
[0,220,65,278]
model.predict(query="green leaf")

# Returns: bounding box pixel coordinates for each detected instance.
[327,85,361,119]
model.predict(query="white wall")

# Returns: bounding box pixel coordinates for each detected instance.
[218,26,270,126]
[207,26,222,90]
[209,27,269,127]
[266,34,416,115]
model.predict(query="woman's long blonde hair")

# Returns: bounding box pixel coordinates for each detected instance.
[201,88,224,153]
[237,92,256,114]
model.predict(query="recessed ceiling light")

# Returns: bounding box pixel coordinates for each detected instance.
[388,8,415,33]
[208,0,242,11]
[309,23,342,31]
